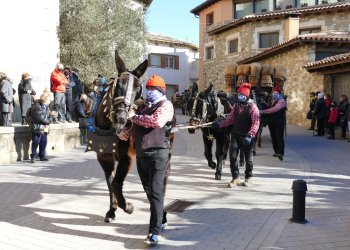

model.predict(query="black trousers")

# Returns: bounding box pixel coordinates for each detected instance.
[268,121,285,156]
[1,112,9,126]
[317,118,325,135]
[229,132,254,179]
[137,148,168,235]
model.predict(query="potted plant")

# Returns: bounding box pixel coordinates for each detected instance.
[261,8,267,12]
[301,3,308,7]
[286,5,293,9]
[275,6,281,10]
[321,0,328,3]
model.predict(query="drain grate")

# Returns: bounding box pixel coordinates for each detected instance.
[165,199,197,213]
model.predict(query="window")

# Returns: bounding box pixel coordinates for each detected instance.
[259,32,279,48]
[296,0,316,7]
[234,1,253,19]
[150,54,161,67]
[206,12,214,26]
[275,0,294,10]
[228,39,238,54]
[299,27,321,35]
[148,54,179,69]
[165,56,175,69]
[205,46,214,60]
[255,0,270,12]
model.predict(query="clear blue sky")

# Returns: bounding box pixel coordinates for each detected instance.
[145,0,204,46]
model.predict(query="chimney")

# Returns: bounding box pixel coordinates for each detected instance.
[284,14,300,41]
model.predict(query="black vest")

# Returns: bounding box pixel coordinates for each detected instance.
[233,102,252,136]
[133,101,171,155]
[266,99,286,123]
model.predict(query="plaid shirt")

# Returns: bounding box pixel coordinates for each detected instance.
[131,100,174,128]
[218,101,260,138]
[260,98,286,115]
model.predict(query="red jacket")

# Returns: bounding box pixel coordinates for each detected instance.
[50,69,68,93]
[328,107,339,124]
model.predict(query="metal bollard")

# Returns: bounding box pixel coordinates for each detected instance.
[290,179,308,224]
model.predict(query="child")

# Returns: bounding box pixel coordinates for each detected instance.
[327,102,339,140]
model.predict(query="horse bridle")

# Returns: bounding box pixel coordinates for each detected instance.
[190,93,208,124]
[104,72,140,128]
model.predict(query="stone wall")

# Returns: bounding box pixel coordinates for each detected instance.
[257,45,325,127]
[0,123,82,164]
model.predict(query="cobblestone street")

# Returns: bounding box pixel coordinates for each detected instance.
[0,110,349,250]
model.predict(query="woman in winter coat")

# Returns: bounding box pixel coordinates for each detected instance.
[327,102,339,140]
[18,73,36,125]
[338,95,349,138]
[0,72,14,126]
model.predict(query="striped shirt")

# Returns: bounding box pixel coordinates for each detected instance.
[218,102,260,138]
[131,100,174,128]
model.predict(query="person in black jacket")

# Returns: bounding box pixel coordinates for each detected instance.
[18,73,36,125]
[308,92,317,130]
[73,94,92,144]
[313,92,327,136]
[338,95,349,139]
[30,93,51,163]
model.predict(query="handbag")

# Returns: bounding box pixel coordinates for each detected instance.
[306,110,312,120]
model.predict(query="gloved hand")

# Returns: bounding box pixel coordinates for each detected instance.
[211,121,219,129]
[242,135,252,145]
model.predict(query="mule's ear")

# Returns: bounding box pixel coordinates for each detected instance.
[115,49,127,74]
[133,59,148,78]
[203,83,213,97]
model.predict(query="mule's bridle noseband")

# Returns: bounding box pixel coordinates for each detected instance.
[190,93,208,124]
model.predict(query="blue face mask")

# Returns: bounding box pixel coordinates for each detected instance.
[146,90,162,102]
[238,93,247,102]
[272,93,281,100]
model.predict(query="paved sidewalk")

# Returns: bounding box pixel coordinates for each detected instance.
[0,111,349,250]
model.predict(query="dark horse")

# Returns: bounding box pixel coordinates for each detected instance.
[186,83,232,180]
[87,49,174,223]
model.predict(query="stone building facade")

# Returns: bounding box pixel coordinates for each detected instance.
[191,1,350,127]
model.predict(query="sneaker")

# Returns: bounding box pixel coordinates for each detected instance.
[277,154,283,161]
[243,178,252,187]
[160,222,167,230]
[144,234,160,246]
[228,178,240,188]
[40,157,49,161]
[30,158,35,163]
[273,153,278,157]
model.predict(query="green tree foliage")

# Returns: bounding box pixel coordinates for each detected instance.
[59,0,147,88]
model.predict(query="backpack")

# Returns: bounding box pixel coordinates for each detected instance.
[25,106,33,125]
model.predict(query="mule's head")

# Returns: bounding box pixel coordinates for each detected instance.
[102,49,148,133]
[186,83,214,134]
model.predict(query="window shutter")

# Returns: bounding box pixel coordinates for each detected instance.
[174,56,179,70]
[148,54,151,67]
[161,55,166,68]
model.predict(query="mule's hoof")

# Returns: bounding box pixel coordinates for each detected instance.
[104,216,115,223]
[124,202,134,214]
[215,173,221,180]
[104,210,116,223]
[209,162,216,169]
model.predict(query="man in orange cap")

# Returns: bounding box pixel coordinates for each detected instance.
[260,85,287,161]
[119,74,174,246]
[212,82,260,187]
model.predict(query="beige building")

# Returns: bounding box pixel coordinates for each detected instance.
[191,1,350,126]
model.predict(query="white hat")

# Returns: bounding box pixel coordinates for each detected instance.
[317,92,324,99]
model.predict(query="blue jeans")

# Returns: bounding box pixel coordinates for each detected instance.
[136,148,168,235]
[31,133,48,158]
[54,92,66,121]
